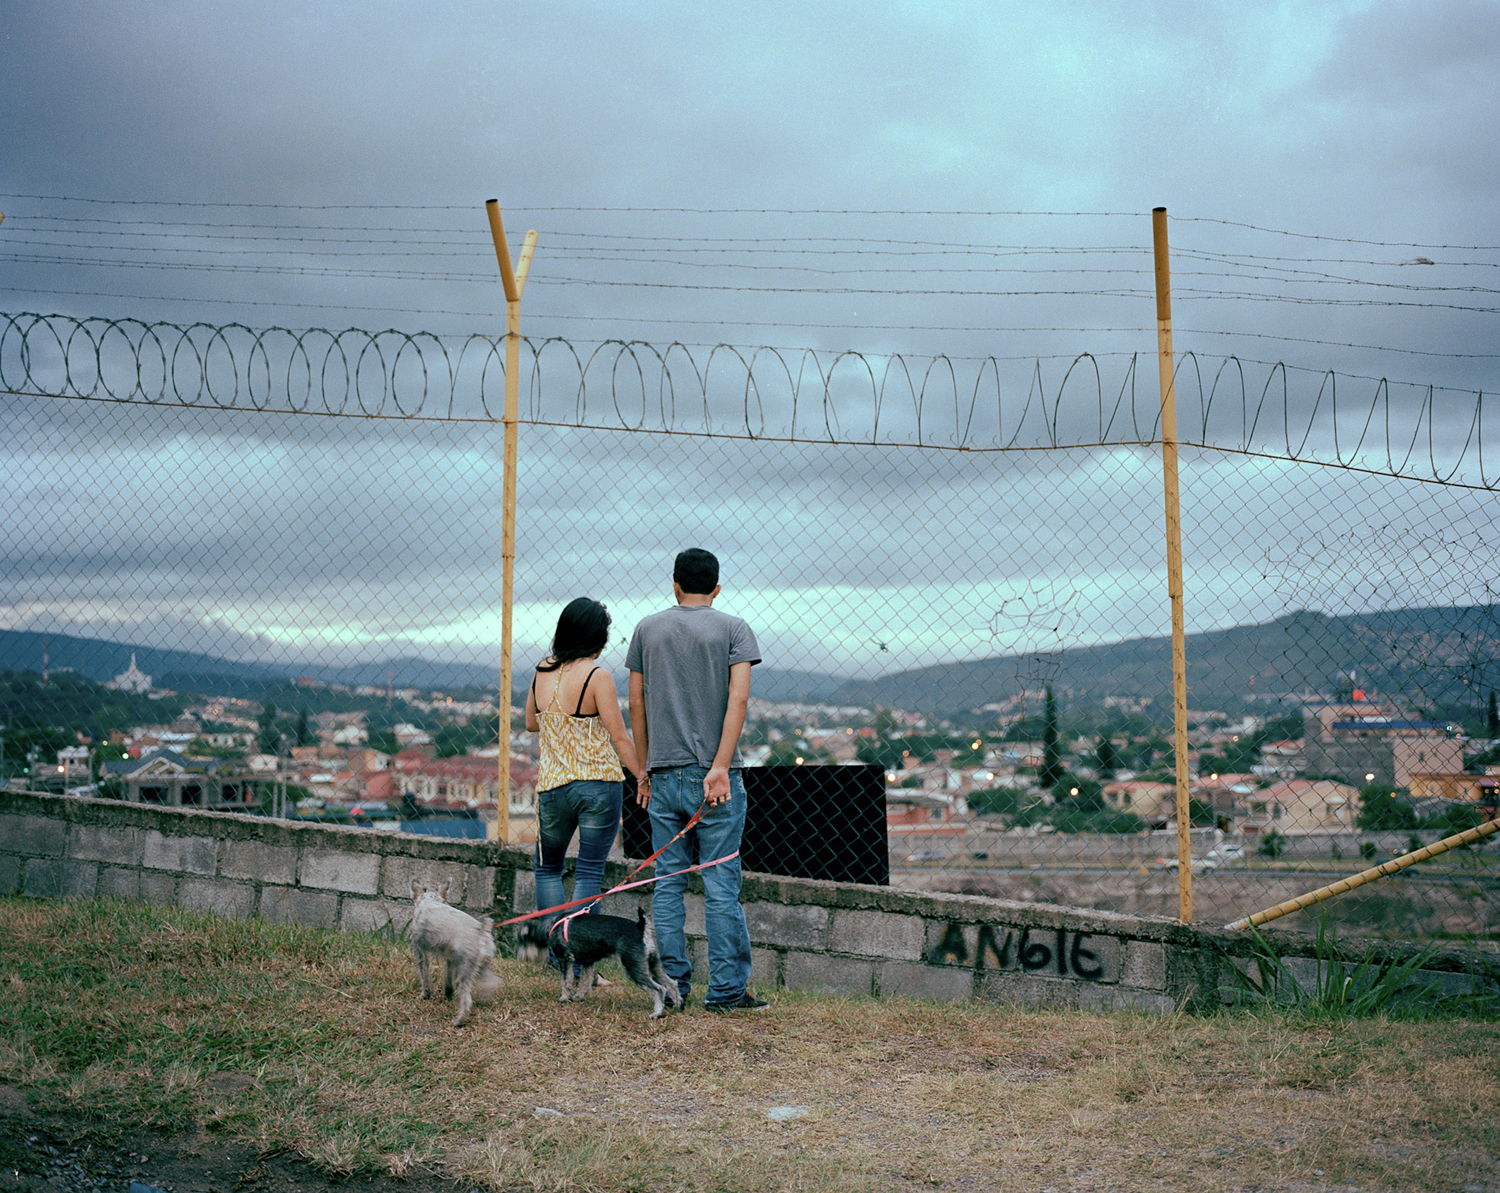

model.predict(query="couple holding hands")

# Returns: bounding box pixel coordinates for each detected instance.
[523,548,766,1012]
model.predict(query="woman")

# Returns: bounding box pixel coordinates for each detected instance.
[524,597,642,937]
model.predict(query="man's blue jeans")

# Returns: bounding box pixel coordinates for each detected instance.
[648,765,752,1005]
[535,779,622,928]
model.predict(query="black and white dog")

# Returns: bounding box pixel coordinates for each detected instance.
[517,907,683,1019]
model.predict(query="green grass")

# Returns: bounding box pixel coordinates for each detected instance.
[3,895,1500,1192]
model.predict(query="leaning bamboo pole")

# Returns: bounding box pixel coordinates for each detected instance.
[1226,814,1500,931]
[484,199,538,845]
[1152,206,1192,922]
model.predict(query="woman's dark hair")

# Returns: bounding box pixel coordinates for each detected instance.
[537,597,611,671]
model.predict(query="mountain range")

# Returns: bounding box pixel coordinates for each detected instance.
[4,602,1497,717]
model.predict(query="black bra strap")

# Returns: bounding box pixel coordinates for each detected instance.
[574,667,601,716]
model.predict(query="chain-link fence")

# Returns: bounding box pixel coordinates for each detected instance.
[3,311,1498,940]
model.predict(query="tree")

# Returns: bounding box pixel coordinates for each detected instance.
[433,724,473,759]
[1488,690,1499,738]
[1095,736,1120,774]
[1056,776,1105,812]
[1258,829,1287,859]
[766,739,832,766]
[1355,783,1420,831]
[1040,687,1063,789]
[1188,797,1217,826]
[256,700,280,755]
[856,738,905,770]
[294,706,315,748]
[968,786,1046,824]
[368,729,400,755]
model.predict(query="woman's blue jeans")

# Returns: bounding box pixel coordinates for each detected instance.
[534,779,622,931]
[648,765,752,1005]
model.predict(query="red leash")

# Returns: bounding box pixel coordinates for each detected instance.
[496,798,721,930]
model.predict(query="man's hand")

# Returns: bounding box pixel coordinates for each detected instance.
[704,766,731,807]
[636,772,652,809]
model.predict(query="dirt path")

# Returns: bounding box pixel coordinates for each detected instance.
[0,1089,466,1193]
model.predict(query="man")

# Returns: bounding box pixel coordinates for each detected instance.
[627,547,765,1011]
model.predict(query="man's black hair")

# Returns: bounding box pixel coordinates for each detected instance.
[537,597,611,671]
[673,547,720,595]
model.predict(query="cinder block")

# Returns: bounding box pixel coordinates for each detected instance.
[341,897,413,936]
[923,919,979,966]
[512,870,536,912]
[783,951,873,997]
[682,893,706,936]
[142,831,218,875]
[97,866,140,901]
[300,849,380,894]
[830,909,926,961]
[380,856,469,903]
[0,815,67,857]
[598,892,650,921]
[260,885,340,928]
[220,839,297,885]
[744,902,828,951]
[69,824,141,865]
[177,878,254,919]
[21,859,97,900]
[140,870,177,905]
[1122,941,1167,991]
[750,946,781,990]
[462,865,499,910]
[1100,987,1175,1015]
[977,971,1079,1011]
[0,855,18,895]
[1413,967,1495,998]
[1065,932,1121,984]
[876,960,974,1003]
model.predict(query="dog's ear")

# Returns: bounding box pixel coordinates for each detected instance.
[636,906,646,930]
[410,878,425,901]
[437,879,453,902]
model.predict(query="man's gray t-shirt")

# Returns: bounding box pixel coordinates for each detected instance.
[625,605,761,770]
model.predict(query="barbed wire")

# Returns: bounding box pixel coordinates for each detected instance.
[7,287,1498,362]
[2,311,1494,486]
[6,194,1500,250]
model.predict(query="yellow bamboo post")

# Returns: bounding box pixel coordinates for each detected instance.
[485,199,539,845]
[1226,814,1500,930]
[1152,207,1192,922]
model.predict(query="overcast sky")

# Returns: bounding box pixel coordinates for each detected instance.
[2,1,1498,685]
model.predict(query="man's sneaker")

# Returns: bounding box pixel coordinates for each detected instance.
[704,992,769,1013]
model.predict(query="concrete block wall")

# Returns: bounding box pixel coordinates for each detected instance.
[0,790,528,937]
[4,791,1495,1013]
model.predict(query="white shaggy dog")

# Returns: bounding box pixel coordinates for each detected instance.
[409,879,501,1026]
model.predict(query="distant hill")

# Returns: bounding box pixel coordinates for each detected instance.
[0,632,498,697]
[830,605,1500,717]
[7,603,1495,716]
[0,630,286,693]
[322,657,500,691]
[748,669,845,704]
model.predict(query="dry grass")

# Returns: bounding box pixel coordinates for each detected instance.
[2,895,1498,1192]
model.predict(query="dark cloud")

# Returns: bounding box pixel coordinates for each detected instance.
[1,1,1497,679]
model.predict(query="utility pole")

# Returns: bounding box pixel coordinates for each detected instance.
[1152,206,1193,923]
[484,198,539,845]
